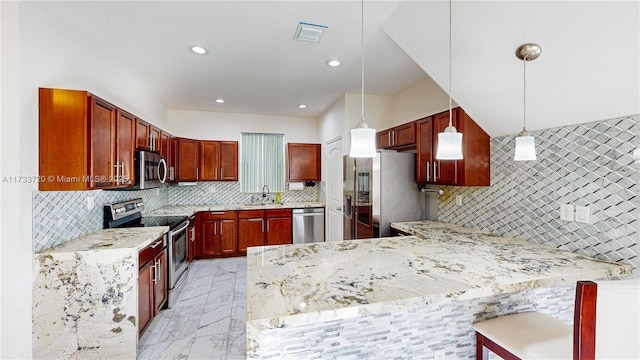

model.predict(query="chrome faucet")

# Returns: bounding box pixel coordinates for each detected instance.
[262,184,270,200]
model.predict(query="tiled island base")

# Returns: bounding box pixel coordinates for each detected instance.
[246,221,631,359]
[249,283,574,358]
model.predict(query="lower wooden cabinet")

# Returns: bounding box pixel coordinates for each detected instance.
[138,236,167,336]
[199,211,237,257]
[187,214,198,262]
[194,209,294,258]
[266,209,292,246]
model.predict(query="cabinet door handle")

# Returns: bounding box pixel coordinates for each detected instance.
[388,131,391,147]
[215,168,218,179]
[210,212,225,215]
[149,239,164,248]
[152,261,158,284]
[267,220,270,232]
[121,162,126,184]
[220,222,223,236]
[433,162,438,182]
[213,222,217,235]
[196,168,199,180]
[221,167,224,179]
[391,129,396,146]
[426,162,430,182]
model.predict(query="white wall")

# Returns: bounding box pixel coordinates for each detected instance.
[166,110,319,143]
[1,3,170,357]
[318,96,346,182]
[1,2,29,358]
[389,78,456,127]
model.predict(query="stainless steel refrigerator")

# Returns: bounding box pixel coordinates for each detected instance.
[344,151,426,239]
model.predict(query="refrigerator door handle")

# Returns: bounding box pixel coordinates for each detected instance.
[426,162,430,182]
[433,162,438,182]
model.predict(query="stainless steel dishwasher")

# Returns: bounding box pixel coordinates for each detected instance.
[292,208,325,244]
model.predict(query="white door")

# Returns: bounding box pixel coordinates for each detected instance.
[326,137,343,241]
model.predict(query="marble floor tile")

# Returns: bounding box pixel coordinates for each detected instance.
[139,257,247,360]
[226,330,247,358]
[195,301,233,338]
[188,334,227,360]
[138,337,193,360]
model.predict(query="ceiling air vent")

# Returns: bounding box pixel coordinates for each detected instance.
[294,22,328,43]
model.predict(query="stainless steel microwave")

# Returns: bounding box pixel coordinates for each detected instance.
[134,150,167,189]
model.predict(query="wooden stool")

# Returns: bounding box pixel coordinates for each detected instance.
[473,279,640,360]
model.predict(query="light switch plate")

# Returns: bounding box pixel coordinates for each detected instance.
[575,205,590,224]
[87,196,94,210]
[455,195,463,206]
[560,204,574,221]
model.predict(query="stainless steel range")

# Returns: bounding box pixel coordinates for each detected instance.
[104,198,190,308]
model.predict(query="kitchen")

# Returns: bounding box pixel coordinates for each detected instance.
[1,1,639,359]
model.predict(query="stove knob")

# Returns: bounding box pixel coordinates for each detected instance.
[136,202,144,207]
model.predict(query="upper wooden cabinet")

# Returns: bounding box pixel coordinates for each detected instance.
[377,122,416,150]
[39,88,135,190]
[135,118,161,152]
[176,138,199,181]
[175,139,238,182]
[416,107,490,186]
[287,143,321,181]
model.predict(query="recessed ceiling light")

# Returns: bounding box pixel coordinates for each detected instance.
[326,59,341,67]
[191,46,207,55]
[298,104,307,109]
[215,99,224,104]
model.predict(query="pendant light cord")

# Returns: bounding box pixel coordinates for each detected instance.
[448,0,453,127]
[361,0,365,123]
[523,53,527,131]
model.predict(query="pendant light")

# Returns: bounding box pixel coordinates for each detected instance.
[436,0,463,160]
[514,43,541,161]
[349,0,376,158]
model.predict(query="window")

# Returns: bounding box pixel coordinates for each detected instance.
[241,133,285,193]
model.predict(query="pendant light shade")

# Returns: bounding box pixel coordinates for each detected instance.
[436,125,463,160]
[348,0,376,158]
[435,0,463,161]
[514,132,536,161]
[514,43,540,161]
[349,123,376,158]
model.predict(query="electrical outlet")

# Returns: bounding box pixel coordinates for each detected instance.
[208,185,216,193]
[575,205,590,224]
[455,195,463,206]
[560,204,574,221]
[87,196,94,210]
[434,350,446,360]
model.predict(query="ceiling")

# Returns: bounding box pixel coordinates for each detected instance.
[34,1,639,137]
[34,0,428,119]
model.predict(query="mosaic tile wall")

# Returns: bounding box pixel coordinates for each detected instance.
[33,185,168,252]
[33,181,321,251]
[255,283,575,359]
[167,181,320,205]
[439,115,639,277]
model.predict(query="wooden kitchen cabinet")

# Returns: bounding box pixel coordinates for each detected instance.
[169,136,177,182]
[175,139,238,182]
[416,107,490,186]
[138,235,167,336]
[176,138,199,181]
[287,143,321,181]
[199,211,237,257]
[377,122,416,150]
[39,88,135,190]
[265,209,292,246]
[160,132,170,160]
[199,141,220,181]
[187,214,198,262]
[238,210,266,253]
[135,118,161,152]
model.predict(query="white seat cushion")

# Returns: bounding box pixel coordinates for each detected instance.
[473,311,572,360]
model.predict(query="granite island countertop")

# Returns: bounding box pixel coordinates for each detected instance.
[144,202,325,217]
[33,226,168,358]
[246,221,631,336]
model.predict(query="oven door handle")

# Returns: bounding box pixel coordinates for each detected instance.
[172,221,189,235]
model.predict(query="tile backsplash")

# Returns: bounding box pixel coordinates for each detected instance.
[439,115,639,276]
[33,181,321,252]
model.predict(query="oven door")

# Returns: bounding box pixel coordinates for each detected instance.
[167,220,189,308]
[135,151,167,190]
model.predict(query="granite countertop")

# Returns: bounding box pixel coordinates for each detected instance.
[144,202,326,217]
[39,227,169,253]
[246,220,631,331]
